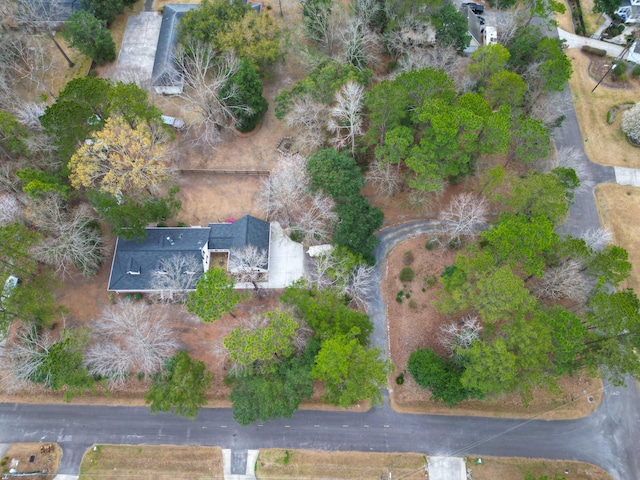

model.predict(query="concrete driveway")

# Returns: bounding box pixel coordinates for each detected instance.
[258,223,304,288]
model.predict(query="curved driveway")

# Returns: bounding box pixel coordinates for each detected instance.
[1,73,640,480]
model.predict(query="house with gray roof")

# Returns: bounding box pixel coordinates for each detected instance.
[151,4,198,94]
[108,215,272,293]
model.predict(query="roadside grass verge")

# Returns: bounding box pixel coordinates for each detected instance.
[595,183,640,290]
[79,444,223,480]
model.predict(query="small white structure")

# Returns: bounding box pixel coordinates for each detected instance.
[161,115,186,130]
[484,26,497,45]
[308,244,334,257]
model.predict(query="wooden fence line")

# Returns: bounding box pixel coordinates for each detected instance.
[178,169,270,176]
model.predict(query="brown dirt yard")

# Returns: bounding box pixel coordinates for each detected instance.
[256,449,611,480]
[1,443,61,480]
[567,49,640,168]
[384,235,603,420]
[79,444,223,480]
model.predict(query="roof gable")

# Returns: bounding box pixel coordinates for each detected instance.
[151,4,198,89]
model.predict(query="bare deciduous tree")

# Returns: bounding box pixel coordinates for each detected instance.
[496,8,522,45]
[229,245,269,289]
[438,315,482,353]
[397,44,459,78]
[26,195,103,278]
[438,192,488,243]
[365,159,401,198]
[173,42,248,147]
[541,145,594,196]
[259,155,337,244]
[345,262,377,310]
[84,303,179,387]
[340,17,381,70]
[1,324,54,391]
[579,227,613,251]
[149,254,202,303]
[284,93,328,153]
[327,81,365,155]
[0,194,21,226]
[532,258,588,302]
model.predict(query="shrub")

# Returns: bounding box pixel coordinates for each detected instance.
[612,60,627,79]
[396,373,405,385]
[396,291,404,303]
[632,65,640,77]
[424,275,437,287]
[580,45,606,56]
[408,299,417,309]
[403,250,415,265]
[425,238,440,250]
[399,267,415,282]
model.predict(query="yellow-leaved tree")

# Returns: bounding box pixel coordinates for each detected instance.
[68,115,172,197]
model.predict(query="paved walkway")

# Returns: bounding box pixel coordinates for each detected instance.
[558,28,625,56]
[614,166,640,186]
[222,449,258,480]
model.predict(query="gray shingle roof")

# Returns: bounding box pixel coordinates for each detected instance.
[151,4,198,89]
[208,216,270,252]
[108,216,271,292]
[108,227,209,292]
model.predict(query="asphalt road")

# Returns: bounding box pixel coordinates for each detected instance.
[0,380,638,479]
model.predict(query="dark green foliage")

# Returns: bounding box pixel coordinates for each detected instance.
[632,64,640,77]
[16,168,71,200]
[432,4,470,52]
[307,148,382,263]
[507,25,543,72]
[612,60,627,79]
[481,213,557,277]
[62,11,116,65]
[29,329,94,401]
[333,197,383,264]
[275,61,372,119]
[0,110,29,159]
[581,45,607,56]
[300,0,333,40]
[586,244,632,288]
[0,223,62,335]
[187,267,245,322]
[87,187,181,241]
[511,115,552,164]
[536,38,573,91]
[399,267,415,282]
[145,351,212,419]
[80,0,124,24]
[281,286,373,345]
[229,355,314,425]
[408,348,482,406]
[307,148,365,200]
[222,60,268,132]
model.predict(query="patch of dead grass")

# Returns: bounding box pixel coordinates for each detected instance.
[256,450,612,480]
[469,456,612,480]
[2,443,61,480]
[79,444,223,480]
[567,49,640,168]
[257,449,427,479]
[595,183,640,290]
[580,0,606,35]
[555,3,575,32]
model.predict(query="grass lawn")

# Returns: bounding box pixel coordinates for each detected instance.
[596,183,640,290]
[79,444,223,480]
[256,450,612,480]
[566,49,640,168]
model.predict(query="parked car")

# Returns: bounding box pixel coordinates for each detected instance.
[476,15,486,24]
[461,2,484,14]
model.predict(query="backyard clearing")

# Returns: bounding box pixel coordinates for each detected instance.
[256,449,611,480]
[79,444,223,480]
[384,235,603,419]
[567,49,640,168]
[1,443,61,480]
[595,183,640,290]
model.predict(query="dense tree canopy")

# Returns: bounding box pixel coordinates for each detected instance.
[61,11,116,65]
[145,351,212,419]
[187,268,245,322]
